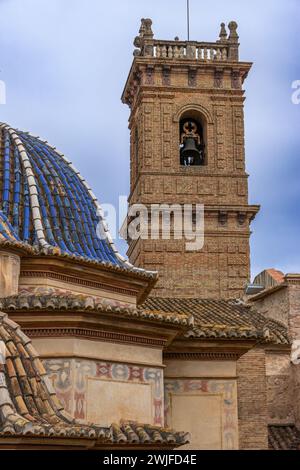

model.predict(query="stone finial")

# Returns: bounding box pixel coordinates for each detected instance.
[139,19,146,36]
[139,18,154,39]
[228,21,239,42]
[219,22,228,42]
[228,21,239,61]
[134,18,154,56]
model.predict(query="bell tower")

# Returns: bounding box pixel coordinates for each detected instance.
[122,19,259,299]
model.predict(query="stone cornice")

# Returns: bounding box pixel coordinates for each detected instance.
[163,351,241,361]
[285,274,300,284]
[20,270,139,298]
[19,256,158,305]
[122,56,252,107]
[23,327,168,349]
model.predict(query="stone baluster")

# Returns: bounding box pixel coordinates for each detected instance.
[139,39,229,63]
[174,45,180,59]
[161,45,167,58]
[222,48,227,60]
[186,45,196,59]
[168,46,173,58]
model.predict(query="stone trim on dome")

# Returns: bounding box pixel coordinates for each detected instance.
[4,125,54,251]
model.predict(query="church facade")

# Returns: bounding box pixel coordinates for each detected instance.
[0,19,299,450]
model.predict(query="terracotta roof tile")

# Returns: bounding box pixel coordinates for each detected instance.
[269,425,300,450]
[0,311,189,448]
[141,297,289,344]
[266,269,285,284]
[0,294,192,328]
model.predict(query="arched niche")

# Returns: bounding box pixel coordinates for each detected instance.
[175,105,213,167]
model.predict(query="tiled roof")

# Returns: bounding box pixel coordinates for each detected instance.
[253,269,285,292]
[268,425,300,450]
[0,294,193,327]
[265,269,285,284]
[0,311,189,448]
[141,298,289,344]
[0,123,154,277]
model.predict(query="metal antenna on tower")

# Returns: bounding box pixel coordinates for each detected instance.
[187,0,190,41]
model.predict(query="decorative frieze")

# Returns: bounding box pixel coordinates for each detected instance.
[214,68,223,88]
[237,212,247,226]
[218,211,228,226]
[24,327,167,348]
[162,66,171,86]
[44,358,164,426]
[188,67,197,87]
[145,65,154,85]
[231,70,241,89]
[164,379,238,450]
[164,352,240,360]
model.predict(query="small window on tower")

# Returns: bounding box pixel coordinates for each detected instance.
[179,118,205,166]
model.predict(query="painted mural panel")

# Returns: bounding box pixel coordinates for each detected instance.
[87,378,153,426]
[43,358,164,426]
[165,379,238,450]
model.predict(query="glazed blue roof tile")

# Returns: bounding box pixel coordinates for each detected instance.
[0,123,131,268]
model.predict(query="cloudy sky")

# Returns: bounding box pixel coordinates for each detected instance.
[0,0,299,279]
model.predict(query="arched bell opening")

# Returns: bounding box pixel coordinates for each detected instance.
[179,111,206,167]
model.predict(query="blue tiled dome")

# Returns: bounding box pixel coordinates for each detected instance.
[0,123,127,267]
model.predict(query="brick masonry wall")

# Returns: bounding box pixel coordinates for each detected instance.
[129,233,250,299]
[251,283,300,427]
[266,352,293,424]
[288,283,300,427]
[293,364,300,428]
[237,347,268,449]
[125,67,258,299]
[288,283,300,340]
[251,287,289,327]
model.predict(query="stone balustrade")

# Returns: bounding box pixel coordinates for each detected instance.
[150,40,229,61]
[133,19,240,62]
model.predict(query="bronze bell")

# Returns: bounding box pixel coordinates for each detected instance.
[181,137,202,165]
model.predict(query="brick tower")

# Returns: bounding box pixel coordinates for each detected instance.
[122,19,259,299]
